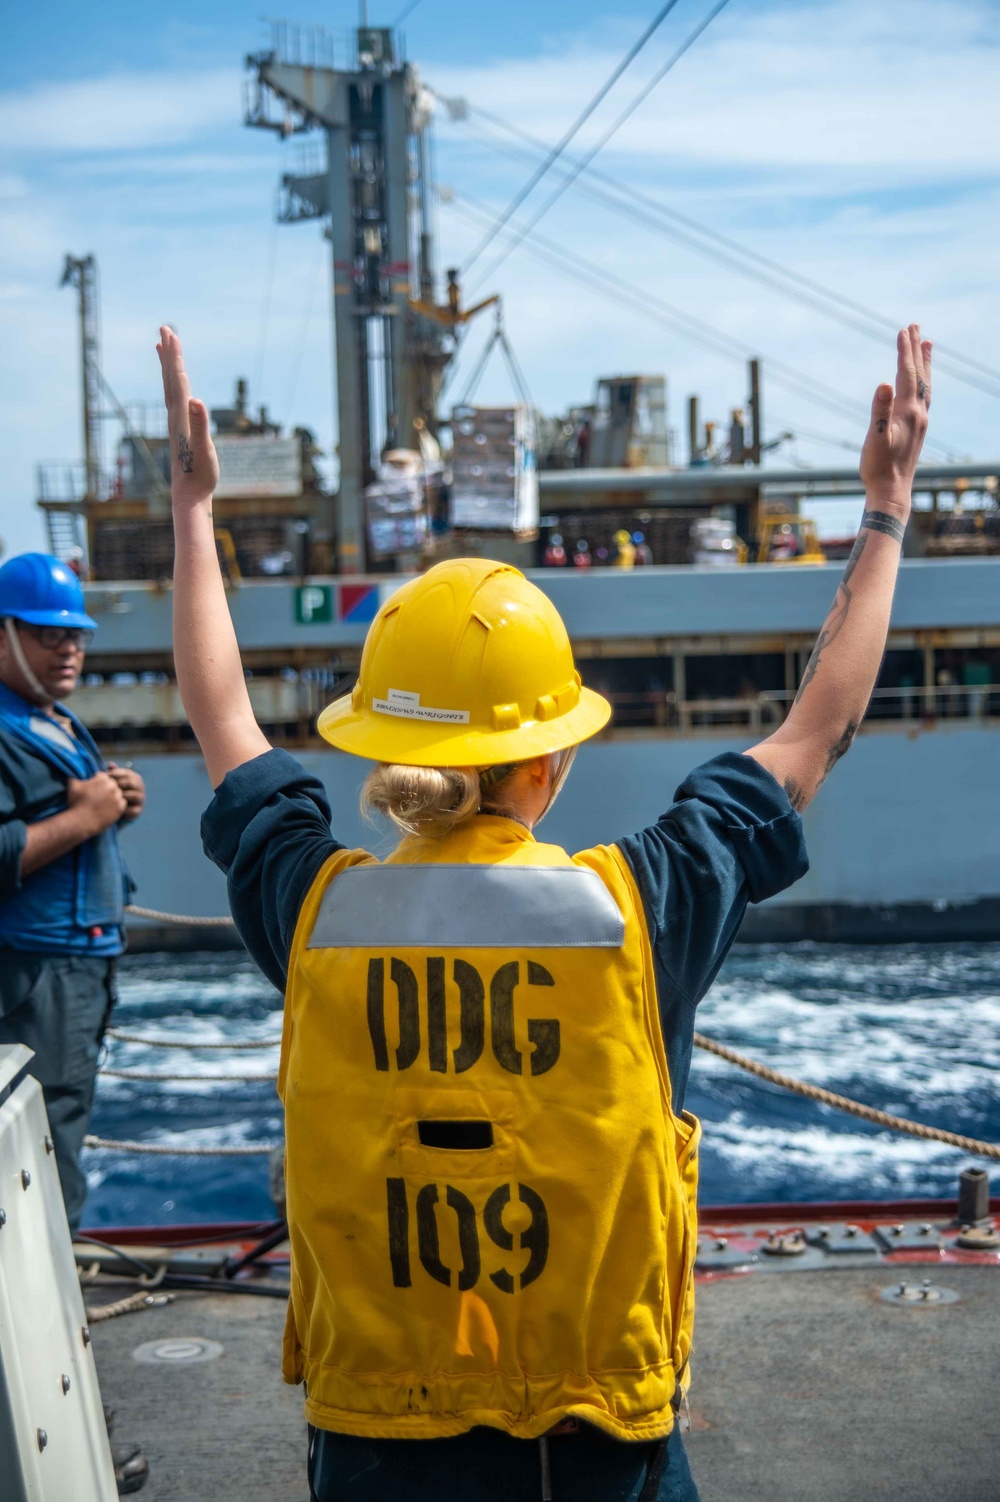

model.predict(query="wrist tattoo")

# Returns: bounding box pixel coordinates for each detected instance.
[178,434,194,474]
[862,509,905,544]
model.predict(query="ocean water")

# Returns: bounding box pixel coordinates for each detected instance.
[83,944,1000,1227]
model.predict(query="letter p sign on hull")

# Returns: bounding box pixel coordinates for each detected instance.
[295,584,334,624]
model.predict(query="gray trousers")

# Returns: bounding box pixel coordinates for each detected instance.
[0,952,117,1235]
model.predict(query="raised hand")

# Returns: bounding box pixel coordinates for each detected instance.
[859,323,931,512]
[156,326,220,507]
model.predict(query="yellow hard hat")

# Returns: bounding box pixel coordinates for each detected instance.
[318,558,611,766]
[614,529,632,545]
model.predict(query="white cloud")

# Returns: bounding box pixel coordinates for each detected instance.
[429,0,999,178]
[0,0,998,564]
[0,68,240,152]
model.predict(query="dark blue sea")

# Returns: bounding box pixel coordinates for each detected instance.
[83,944,1000,1227]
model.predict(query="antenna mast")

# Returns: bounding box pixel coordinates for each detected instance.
[60,254,103,502]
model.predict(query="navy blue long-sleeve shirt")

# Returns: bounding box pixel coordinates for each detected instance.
[202,748,807,1112]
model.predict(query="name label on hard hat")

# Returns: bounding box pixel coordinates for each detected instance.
[371,688,471,724]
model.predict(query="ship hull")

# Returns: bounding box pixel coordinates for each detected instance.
[119,718,1000,948]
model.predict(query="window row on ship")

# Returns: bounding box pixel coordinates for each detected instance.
[70,630,1000,752]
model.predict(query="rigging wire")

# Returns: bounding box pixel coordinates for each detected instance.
[444,190,959,459]
[471,0,733,293]
[451,192,870,422]
[461,0,683,275]
[392,0,425,24]
[442,95,1000,399]
[455,307,535,410]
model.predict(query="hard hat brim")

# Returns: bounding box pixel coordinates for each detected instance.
[7,608,98,631]
[317,684,612,767]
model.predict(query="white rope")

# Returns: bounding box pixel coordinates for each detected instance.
[100,1066,277,1083]
[106,1027,279,1051]
[84,1134,279,1156]
[125,904,235,928]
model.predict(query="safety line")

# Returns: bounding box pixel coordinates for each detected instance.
[83,1135,279,1156]
[125,904,234,928]
[106,1027,277,1050]
[100,1066,277,1083]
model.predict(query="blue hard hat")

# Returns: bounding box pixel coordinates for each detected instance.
[0,553,97,631]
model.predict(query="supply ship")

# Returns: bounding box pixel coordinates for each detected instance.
[34,25,1000,947]
[3,18,999,1502]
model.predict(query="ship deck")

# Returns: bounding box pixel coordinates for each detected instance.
[89,1258,999,1501]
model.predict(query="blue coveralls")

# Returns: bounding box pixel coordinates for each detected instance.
[0,681,131,1233]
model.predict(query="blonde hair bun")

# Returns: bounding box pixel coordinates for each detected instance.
[361,764,481,838]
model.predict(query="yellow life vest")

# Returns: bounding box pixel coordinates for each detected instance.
[280,815,700,1442]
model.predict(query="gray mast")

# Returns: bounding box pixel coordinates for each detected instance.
[245,23,449,573]
[60,254,103,503]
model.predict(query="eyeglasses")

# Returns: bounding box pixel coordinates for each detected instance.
[19,624,95,651]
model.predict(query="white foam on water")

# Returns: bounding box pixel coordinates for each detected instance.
[90,943,999,1211]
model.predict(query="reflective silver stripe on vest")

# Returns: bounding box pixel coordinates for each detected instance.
[307,864,625,950]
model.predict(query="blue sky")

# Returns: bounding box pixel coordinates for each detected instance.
[2,0,998,558]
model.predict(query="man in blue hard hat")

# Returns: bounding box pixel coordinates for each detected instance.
[0,552,145,1235]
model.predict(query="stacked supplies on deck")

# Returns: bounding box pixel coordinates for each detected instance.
[450,405,538,534]
[365,450,443,559]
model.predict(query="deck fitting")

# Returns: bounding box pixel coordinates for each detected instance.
[880,1279,960,1306]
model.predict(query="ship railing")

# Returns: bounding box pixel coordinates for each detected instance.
[759,682,1000,725]
[65,679,1000,744]
[36,460,93,503]
[35,460,128,504]
[602,691,783,734]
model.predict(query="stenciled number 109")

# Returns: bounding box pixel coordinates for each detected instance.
[386,1179,550,1292]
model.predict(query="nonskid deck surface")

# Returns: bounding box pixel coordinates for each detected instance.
[86,1243,999,1501]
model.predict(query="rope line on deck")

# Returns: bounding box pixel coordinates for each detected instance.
[84,1291,176,1323]
[106,1028,279,1050]
[693,1032,1000,1161]
[84,1134,279,1156]
[125,904,235,928]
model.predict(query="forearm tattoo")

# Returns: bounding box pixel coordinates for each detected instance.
[861,508,906,544]
[783,776,807,812]
[794,532,867,703]
[795,510,904,705]
[177,433,194,474]
[825,718,859,776]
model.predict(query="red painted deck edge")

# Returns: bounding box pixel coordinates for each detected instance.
[83,1197,1000,1246]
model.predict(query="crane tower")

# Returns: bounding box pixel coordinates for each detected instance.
[60,254,103,503]
[245,23,452,572]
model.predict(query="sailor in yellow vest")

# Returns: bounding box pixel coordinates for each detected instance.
[158,323,931,1500]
